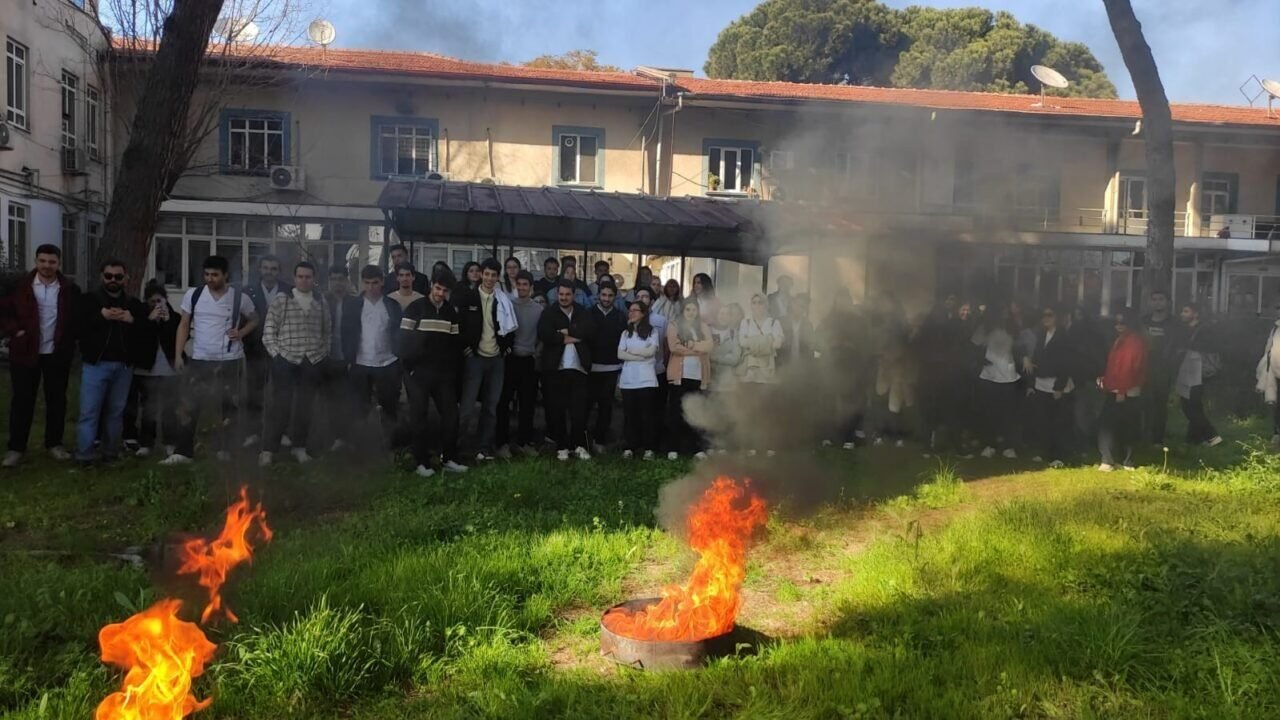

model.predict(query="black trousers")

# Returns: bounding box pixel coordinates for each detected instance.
[1098,393,1139,466]
[405,365,459,465]
[174,359,240,458]
[8,355,71,452]
[496,355,538,447]
[265,357,323,453]
[622,387,658,452]
[244,351,270,438]
[1180,385,1218,445]
[665,378,705,455]
[1143,373,1172,444]
[588,370,621,445]
[315,359,350,447]
[124,374,179,448]
[350,362,402,440]
[977,379,1019,449]
[1032,389,1073,462]
[545,369,589,450]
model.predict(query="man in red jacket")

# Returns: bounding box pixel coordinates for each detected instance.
[1,244,80,466]
[1098,312,1147,471]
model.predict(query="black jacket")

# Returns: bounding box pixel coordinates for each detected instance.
[398,297,461,374]
[341,295,402,365]
[453,286,514,357]
[385,270,430,297]
[1031,327,1074,392]
[588,303,626,367]
[778,317,817,368]
[533,276,560,300]
[130,299,180,370]
[243,281,291,356]
[77,288,147,365]
[1067,317,1108,383]
[537,303,595,373]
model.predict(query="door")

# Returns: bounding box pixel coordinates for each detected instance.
[1118,175,1147,234]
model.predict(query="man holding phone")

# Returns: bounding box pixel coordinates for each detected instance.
[74,259,147,463]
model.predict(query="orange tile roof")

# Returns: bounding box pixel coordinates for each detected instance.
[674,76,1280,129]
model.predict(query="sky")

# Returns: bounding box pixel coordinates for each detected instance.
[315,0,1279,106]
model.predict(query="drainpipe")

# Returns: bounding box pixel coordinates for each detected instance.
[654,85,684,198]
[486,128,495,179]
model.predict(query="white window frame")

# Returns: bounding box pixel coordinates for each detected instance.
[5,38,28,129]
[556,132,599,185]
[61,71,78,169]
[6,202,29,269]
[227,116,285,171]
[85,85,100,161]
[1202,178,1232,217]
[378,123,436,177]
[707,145,756,193]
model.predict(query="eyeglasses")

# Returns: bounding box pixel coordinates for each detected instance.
[102,272,124,281]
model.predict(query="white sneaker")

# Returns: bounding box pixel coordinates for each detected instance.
[557,449,570,461]
[821,440,833,448]
[667,451,679,460]
[1031,456,1044,463]
[694,451,708,460]
[2,451,21,467]
[160,453,191,465]
[291,448,312,464]
[622,449,634,459]
[980,447,997,459]
[575,446,592,461]
[1205,436,1223,448]
[1002,448,1018,459]
[475,453,494,463]
[855,430,867,439]
[1122,464,1138,471]
[873,437,885,447]
[258,451,272,467]
[1049,460,1065,469]
[747,449,758,457]
[330,439,346,452]
[894,440,905,448]
[766,450,776,457]
[135,447,152,458]
[842,442,855,451]
[280,435,293,448]
[414,464,435,478]
[643,450,654,461]
[48,446,71,461]
[242,434,260,448]
[1098,463,1115,473]
[443,460,468,473]
[215,450,231,462]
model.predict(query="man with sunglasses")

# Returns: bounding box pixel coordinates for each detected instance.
[74,260,147,463]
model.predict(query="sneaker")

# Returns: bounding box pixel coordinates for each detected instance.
[291,448,313,464]
[873,437,885,447]
[746,449,758,457]
[766,450,776,457]
[855,430,867,440]
[123,439,140,452]
[164,445,176,457]
[475,452,495,463]
[842,442,855,451]
[575,446,592,461]
[694,451,709,460]
[414,464,436,478]
[1031,456,1044,463]
[160,453,191,465]
[495,445,513,460]
[667,451,679,460]
[48,446,71,461]
[135,447,152,458]
[1049,460,1065,469]
[980,446,997,459]
[1098,463,1115,473]
[330,439,346,452]
[557,449,570,461]
[280,435,293,448]
[242,434,260,449]
[643,450,654,461]
[443,460,469,473]
[821,439,833,448]
[622,449,634,459]
[1205,436,1224,448]
[1123,464,1138,471]
[894,440,905,448]
[215,450,231,462]
[2,451,21,468]
[258,451,272,467]
[1002,448,1018,459]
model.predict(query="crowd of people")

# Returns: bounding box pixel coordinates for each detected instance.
[1,241,1269,477]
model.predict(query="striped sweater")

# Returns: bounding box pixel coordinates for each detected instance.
[397,296,462,373]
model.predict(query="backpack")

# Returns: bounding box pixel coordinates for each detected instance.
[190,284,245,353]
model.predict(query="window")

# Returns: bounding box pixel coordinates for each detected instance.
[554,127,603,185]
[221,110,288,173]
[6,38,28,129]
[767,150,795,171]
[705,141,758,194]
[62,214,79,279]
[1014,163,1061,219]
[87,219,101,271]
[953,148,975,207]
[369,117,438,179]
[85,86,100,161]
[6,202,29,269]
[61,71,78,169]
[1201,172,1238,222]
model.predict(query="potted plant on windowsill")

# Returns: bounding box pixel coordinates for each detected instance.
[707,173,721,192]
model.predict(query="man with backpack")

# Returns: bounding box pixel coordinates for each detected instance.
[161,255,257,465]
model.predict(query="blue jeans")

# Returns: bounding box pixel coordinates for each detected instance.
[77,361,133,460]
[460,353,505,455]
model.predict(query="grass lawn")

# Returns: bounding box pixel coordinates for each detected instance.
[4,401,1280,718]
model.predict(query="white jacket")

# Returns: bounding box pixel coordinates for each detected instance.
[1255,321,1280,404]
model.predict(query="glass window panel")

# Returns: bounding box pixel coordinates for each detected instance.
[187,240,210,288]
[1083,269,1103,309]
[230,132,246,167]
[740,149,754,190]
[217,218,244,237]
[560,137,577,182]
[381,135,397,175]
[708,148,720,187]
[156,215,183,234]
[1173,273,1192,308]
[221,240,246,285]
[1229,275,1260,316]
[155,237,183,288]
[1175,253,1194,269]
[1109,269,1132,313]
[247,242,273,279]
[579,136,597,184]
[1261,277,1280,318]
[267,133,282,166]
[723,149,738,190]
[246,220,271,238]
[1110,251,1133,268]
[186,218,213,236]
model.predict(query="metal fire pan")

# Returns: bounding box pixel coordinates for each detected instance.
[599,597,736,671]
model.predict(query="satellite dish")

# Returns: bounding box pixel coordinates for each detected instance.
[307,19,337,47]
[214,17,259,43]
[1263,78,1280,119]
[1030,64,1070,107]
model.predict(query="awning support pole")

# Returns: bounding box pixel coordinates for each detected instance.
[762,259,770,294]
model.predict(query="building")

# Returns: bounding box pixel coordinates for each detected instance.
[0,0,110,279]
[40,38,1280,314]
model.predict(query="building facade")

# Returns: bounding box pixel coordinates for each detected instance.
[0,0,110,281]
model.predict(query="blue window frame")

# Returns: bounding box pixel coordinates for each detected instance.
[702,138,760,194]
[219,109,290,175]
[370,116,439,179]
[552,125,605,187]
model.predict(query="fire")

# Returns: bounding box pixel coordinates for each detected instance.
[176,486,272,624]
[604,476,768,642]
[95,599,216,720]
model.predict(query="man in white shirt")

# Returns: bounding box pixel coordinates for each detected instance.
[456,258,513,462]
[343,265,404,446]
[537,280,595,460]
[161,255,257,465]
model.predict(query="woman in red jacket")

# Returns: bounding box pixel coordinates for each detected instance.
[1098,312,1147,471]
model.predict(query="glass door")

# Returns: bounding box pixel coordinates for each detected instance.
[1118,175,1147,234]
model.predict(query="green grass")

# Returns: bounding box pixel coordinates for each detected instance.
[4,396,1280,718]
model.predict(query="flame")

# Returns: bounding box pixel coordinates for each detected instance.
[176,487,272,624]
[604,476,768,642]
[95,599,216,720]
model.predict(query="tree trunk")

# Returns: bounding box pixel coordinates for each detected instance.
[98,0,226,292]
[1102,0,1175,312]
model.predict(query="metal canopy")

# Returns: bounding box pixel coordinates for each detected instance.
[376,180,769,265]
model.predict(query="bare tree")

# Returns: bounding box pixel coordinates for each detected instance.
[98,0,306,286]
[1102,0,1175,307]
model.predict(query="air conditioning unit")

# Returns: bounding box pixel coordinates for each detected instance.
[62,147,88,174]
[1211,214,1254,238]
[269,165,305,191]
[0,122,12,150]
